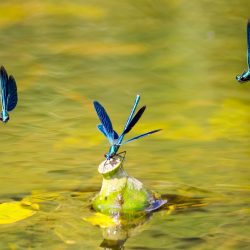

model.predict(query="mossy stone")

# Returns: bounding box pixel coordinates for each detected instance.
[92,156,157,216]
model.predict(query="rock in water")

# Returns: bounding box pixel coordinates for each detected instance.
[92,156,167,217]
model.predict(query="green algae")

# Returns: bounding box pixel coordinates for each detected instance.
[92,156,163,216]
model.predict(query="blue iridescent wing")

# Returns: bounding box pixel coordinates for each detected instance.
[117,94,140,144]
[7,75,18,111]
[0,66,8,112]
[114,130,119,140]
[124,94,140,130]
[97,124,119,139]
[247,19,250,69]
[123,106,146,135]
[120,129,161,145]
[97,124,107,137]
[93,101,114,145]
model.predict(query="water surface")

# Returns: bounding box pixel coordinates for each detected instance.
[0,0,249,249]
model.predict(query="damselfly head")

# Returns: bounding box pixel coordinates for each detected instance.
[0,113,9,123]
[236,74,243,82]
[236,72,248,82]
[3,116,9,123]
[105,153,114,160]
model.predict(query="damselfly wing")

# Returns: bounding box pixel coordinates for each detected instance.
[93,95,161,159]
[0,66,18,123]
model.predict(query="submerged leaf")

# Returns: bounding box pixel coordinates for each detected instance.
[22,190,60,203]
[0,201,38,225]
[83,213,117,228]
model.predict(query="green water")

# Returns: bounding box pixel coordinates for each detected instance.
[0,0,249,249]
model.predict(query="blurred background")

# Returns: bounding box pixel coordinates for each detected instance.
[0,0,249,249]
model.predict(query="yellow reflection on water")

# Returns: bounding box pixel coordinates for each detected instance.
[0,0,249,249]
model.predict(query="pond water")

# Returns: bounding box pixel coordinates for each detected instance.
[0,0,249,249]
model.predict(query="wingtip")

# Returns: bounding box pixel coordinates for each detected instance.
[134,94,141,106]
[0,65,6,71]
[155,128,162,133]
[93,100,99,106]
[9,75,16,82]
[0,65,7,76]
[93,100,103,109]
[247,19,250,29]
[93,101,98,112]
[140,105,146,113]
[135,94,140,101]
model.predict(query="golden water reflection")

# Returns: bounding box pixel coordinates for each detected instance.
[0,0,249,249]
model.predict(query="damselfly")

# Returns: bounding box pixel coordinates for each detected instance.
[236,20,250,83]
[0,66,18,123]
[93,95,161,160]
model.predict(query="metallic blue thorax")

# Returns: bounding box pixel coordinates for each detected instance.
[106,145,120,159]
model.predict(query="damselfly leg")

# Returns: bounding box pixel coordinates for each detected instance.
[103,151,126,169]
[116,151,126,163]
